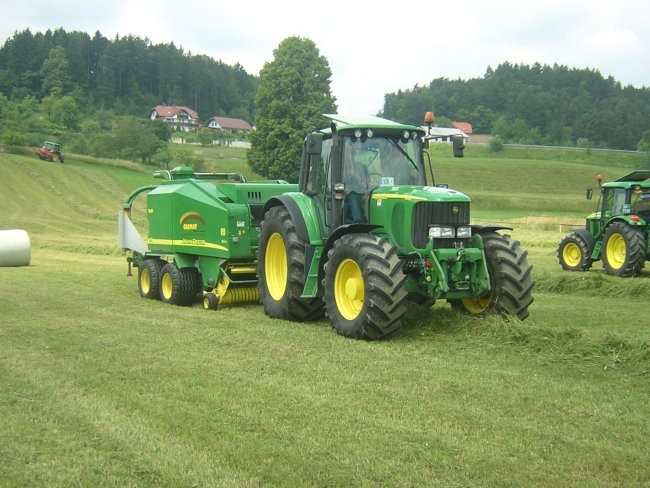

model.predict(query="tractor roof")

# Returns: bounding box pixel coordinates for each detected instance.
[321,114,425,135]
[602,171,650,189]
[614,171,650,182]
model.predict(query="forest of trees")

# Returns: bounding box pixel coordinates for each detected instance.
[381,62,650,150]
[0,28,258,164]
[0,28,257,122]
[0,28,649,170]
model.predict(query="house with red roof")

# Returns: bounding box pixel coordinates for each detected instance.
[149,105,200,132]
[207,116,253,134]
[452,121,473,135]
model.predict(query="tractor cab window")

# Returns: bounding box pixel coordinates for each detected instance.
[305,138,331,196]
[631,188,650,219]
[602,187,628,218]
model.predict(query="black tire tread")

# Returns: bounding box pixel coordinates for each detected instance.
[601,221,646,277]
[323,234,407,340]
[557,233,593,271]
[451,233,534,321]
[257,206,325,321]
[160,263,198,306]
[138,258,163,299]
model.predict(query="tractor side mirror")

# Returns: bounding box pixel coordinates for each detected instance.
[306,133,322,156]
[586,188,593,200]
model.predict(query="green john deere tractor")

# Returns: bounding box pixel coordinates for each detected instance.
[257,115,534,339]
[558,171,650,277]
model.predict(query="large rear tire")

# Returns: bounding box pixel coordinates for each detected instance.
[323,234,407,340]
[159,263,199,306]
[450,233,534,320]
[557,233,593,271]
[138,258,163,299]
[602,221,646,277]
[257,206,325,321]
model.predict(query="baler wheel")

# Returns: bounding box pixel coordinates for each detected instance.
[449,233,534,320]
[602,221,646,277]
[203,293,219,310]
[257,206,324,321]
[323,234,407,340]
[138,258,163,299]
[159,263,198,306]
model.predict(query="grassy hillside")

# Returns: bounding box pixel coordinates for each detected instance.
[1,147,649,487]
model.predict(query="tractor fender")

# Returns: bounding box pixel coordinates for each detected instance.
[322,223,381,264]
[264,194,315,244]
[471,224,513,234]
[606,215,647,228]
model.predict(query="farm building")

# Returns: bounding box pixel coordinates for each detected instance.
[149,105,200,132]
[207,116,253,134]
[422,126,470,144]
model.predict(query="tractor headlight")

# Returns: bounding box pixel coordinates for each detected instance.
[456,226,472,238]
[429,226,455,238]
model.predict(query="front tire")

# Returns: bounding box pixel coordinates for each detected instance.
[602,221,646,277]
[323,234,407,340]
[557,233,593,271]
[257,206,324,321]
[450,233,534,320]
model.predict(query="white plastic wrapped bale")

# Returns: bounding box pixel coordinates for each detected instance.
[0,229,31,267]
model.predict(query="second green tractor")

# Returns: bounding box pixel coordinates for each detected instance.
[558,171,650,277]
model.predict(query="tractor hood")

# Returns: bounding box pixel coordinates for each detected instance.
[371,185,471,203]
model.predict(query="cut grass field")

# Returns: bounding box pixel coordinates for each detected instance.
[1,146,649,487]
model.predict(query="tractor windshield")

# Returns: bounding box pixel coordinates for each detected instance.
[343,136,423,188]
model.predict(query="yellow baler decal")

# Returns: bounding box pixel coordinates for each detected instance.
[179,211,206,225]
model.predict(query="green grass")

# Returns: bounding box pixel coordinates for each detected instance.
[1,149,649,487]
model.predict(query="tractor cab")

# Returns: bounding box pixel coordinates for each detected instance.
[43,141,62,153]
[587,171,650,235]
[299,115,427,234]
[35,141,64,163]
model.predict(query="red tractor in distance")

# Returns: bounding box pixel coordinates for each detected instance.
[35,141,64,163]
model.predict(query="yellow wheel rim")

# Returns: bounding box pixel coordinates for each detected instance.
[606,233,626,269]
[265,232,287,301]
[140,268,151,294]
[461,296,491,315]
[161,272,173,299]
[562,242,582,267]
[334,259,364,320]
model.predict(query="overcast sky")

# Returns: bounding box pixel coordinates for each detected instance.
[0,0,648,116]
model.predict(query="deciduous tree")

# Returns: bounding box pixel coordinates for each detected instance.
[247,37,336,182]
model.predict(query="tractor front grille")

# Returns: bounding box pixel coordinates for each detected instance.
[411,201,470,248]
